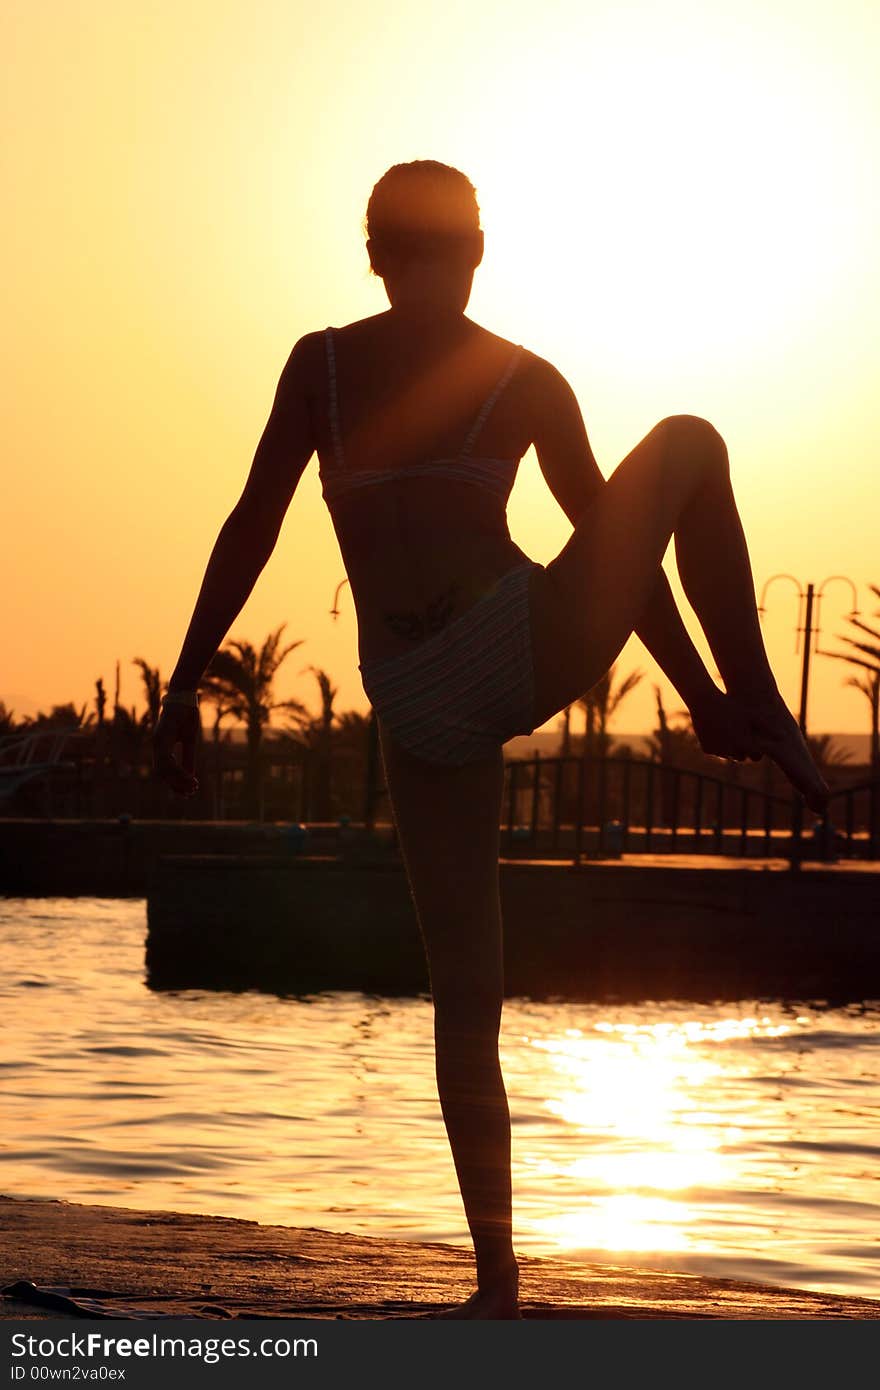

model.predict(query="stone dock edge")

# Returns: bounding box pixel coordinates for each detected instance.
[1,1196,877,1320]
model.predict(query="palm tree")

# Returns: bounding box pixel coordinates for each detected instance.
[132,658,163,732]
[331,708,373,765]
[110,703,145,774]
[295,667,339,822]
[0,701,18,739]
[649,685,703,768]
[649,685,717,830]
[577,663,644,759]
[24,702,95,731]
[199,624,307,819]
[304,667,338,731]
[94,678,107,730]
[805,732,852,773]
[843,671,880,772]
[827,583,880,773]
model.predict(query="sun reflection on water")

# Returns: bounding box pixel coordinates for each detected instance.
[518,1015,795,1256]
[3,900,879,1298]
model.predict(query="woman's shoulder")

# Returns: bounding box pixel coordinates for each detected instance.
[319,312,390,343]
[287,314,386,358]
[505,343,571,401]
[469,325,562,378]
[283,318,388,393]
[290,317,568,393]
[463,323,552,378]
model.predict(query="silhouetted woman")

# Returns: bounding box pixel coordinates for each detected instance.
[154,160,829,1319]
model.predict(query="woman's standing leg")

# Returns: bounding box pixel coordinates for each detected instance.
[528,414,828,810]
[377,724,520,1317]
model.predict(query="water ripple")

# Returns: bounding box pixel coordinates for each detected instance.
[1,895,878,1300]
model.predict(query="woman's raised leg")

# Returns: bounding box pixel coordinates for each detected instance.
[377,722,521,1318]
[527,414,828,811]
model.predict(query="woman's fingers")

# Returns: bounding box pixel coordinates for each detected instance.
[179,723,197,777]
[155,747,198,795]
[153,708,200,796]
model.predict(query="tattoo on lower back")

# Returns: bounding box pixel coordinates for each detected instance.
[383,582,461,640]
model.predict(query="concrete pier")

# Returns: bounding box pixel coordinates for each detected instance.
[145,852,880,1002]
[2,1196,877,1319]
[3,817,877,1001]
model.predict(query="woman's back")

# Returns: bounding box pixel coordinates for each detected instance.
[309,310,539,664]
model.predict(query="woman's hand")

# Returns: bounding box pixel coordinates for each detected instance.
[689,686,763,763]
[152,704,201,797]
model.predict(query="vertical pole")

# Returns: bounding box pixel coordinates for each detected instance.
[574,756,585,865]
[552,758,563,853]
[506,762,517,856]
[363,709,379,831]
[530,752,541,849]
[740,789,750,858]
[715,781,723,854]
[790,582,814,870]
[644,762,654,854]
[561,705,571,758]
[798,583,815,735]
[621,751,631,853]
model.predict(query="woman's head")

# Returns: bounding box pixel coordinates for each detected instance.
[365,161,483,292]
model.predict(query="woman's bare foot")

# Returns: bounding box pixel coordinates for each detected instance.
[428,1263,521,1319]
[741,692,830,814]
[431,1288,521,1319]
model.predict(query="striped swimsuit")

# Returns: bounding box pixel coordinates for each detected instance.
[321,327,543,767]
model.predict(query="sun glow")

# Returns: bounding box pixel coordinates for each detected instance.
[4,0,878,731]
[472,8,869,380]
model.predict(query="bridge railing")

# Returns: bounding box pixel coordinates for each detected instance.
[502,752,879,866]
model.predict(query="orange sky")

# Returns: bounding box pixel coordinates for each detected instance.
[4,0,878,738]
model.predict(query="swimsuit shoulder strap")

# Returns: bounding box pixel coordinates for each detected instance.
[324,327,345,470]
[460,344,523,460]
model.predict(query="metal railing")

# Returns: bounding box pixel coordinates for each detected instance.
[502,751,880,866]
[0,729,91,809]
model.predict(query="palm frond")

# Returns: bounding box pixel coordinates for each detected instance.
[204,650,255,697]
[842,615,880,644]
[266,642,304,684]
[257,625,285,685]
[271,697,309,718]
[256,625,302,684]
[302,666,338,718]
[843,671,879,699]
[837,636,880,666]
[830,653,880,674]
[607,667,644,717]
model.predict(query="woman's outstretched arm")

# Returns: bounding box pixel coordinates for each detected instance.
[166,335,318,693]
[153,336,317,797]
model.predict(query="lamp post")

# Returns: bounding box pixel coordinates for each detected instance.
[330,577,350,621]
[758,574,860,736]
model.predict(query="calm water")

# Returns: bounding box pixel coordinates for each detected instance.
[1,897,879,1300]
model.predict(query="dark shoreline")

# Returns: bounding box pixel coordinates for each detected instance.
[2,1196,878,1320]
